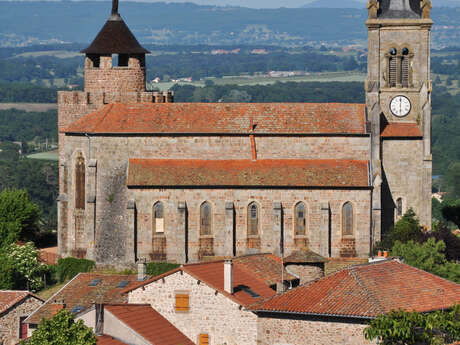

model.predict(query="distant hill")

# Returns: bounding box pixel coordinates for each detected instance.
[303,0,364,9]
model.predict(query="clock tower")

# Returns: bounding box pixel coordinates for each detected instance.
[366,0,433,239]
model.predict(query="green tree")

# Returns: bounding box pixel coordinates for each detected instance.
[441,199,460,229]
[23,310,97,345]
[0,188,41,246]
[391,238,460,283]
[364,305,460,345]
[378,209,422,250]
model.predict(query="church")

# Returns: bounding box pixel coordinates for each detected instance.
[57,0,432,265]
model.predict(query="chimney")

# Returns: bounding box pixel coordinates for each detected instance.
[95,304,104,336]
[224,260,233,294]
[137,258,147,281]
[276,282,286,294]
[50,299,65,316]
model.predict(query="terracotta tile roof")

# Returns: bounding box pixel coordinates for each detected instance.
[0,291,43,315]
[284,249,327,264]
[127,159,370,188]
[250,260,460,318]
[123,254,294,307]
[97,335,128,345]
[25,273,138,324]
[381,122,422,138]
[63,102,366,135]
[105,304,195,345]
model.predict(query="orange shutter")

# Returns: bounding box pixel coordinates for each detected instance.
[175,293,189,312]
[199,334,209,345]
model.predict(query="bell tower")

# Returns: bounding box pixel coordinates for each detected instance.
[366,0,433,239]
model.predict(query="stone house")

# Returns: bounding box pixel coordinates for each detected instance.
[250,259,460,345]
[78,304,195,345]
[0,291,43,345]
[24,273,139,334]
[123,254,296,345]
[57,0,433,266]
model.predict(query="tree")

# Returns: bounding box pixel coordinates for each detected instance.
[0,188,41,247]
[441,199,460,229]
[364,305,460,345]
[23,310,97,345]
[378,209,422,251]
[391,238,460,283]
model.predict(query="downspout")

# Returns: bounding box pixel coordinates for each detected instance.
[85,133,91,160]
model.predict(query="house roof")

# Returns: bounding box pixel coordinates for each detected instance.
[104,304,195,345]
[127,159,370,188]
[123,254,295,307]
[250,259,460,318]
[81,15,149,54]
[284,249,327,264]
[97,335,128,345]
[63,102,367,135]
[0,291,43,315]
[381,122,422,138]
[25,273,138,324]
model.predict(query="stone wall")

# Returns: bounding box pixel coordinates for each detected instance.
[256,315,375,345]
[0,296,43,345]
[128,271,259,345]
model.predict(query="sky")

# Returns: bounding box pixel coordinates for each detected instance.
[130,0,365,9]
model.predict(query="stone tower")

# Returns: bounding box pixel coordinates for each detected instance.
[366,0,433,238]
[57,0,172,260]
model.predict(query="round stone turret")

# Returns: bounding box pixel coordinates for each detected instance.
[81,1,149,93]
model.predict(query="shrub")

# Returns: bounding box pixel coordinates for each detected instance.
[56,257,95,282]
[146,262,179,277]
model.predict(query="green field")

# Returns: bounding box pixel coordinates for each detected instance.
[27,150,59,161]
[151,71,366,91]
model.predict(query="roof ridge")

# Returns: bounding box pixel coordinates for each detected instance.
[349,267,386,315]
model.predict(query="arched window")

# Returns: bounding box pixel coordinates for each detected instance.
[248,202,259,236]
[153,202,164,233]
[396,198,403,217]
[295,202,306,236]
[387,47,412,88]
[200,202,212,236]
[75,152,85,210]
[342,202,353,236]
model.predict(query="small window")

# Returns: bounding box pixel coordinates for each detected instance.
[200,202,212,236]
[88,54,100,68]
[118,54,129,67]
[199,334,209,345]
[19,317,28,339]
[175,293,189,312]
[88,278,101,286]
[342,202,353,236]
[153,202,164,233]
[397,198,403,217]
[75,152,85,210]
[248,202,259,236]
[295,202,306,236]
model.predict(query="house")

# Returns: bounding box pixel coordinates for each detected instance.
[123,254,297,345]
[78,304,195,345]
[250,259,460,345]
[24,273,138,335]
[0,291,43,345]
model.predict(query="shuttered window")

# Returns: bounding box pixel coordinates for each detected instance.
[75,153,85,210]
[401,57,409,87]
[389,57,397,87]
[175,293,189,312]
[199,334,209,345]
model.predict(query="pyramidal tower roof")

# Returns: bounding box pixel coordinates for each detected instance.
[81,0,149,55]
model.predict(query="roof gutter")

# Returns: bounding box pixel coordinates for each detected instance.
[249,309,375,321]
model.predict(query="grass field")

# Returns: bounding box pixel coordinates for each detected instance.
[27,150,59,161]
[151,71,366,91]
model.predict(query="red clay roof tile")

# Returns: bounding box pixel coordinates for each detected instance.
[381,122,422,138]
[105,304,195,345]
[250,260,460,318]
[97,335,128,345]
[127,159,370,188]
[0,291,43,315]
[63,102,366,135]
[25,273,138,324]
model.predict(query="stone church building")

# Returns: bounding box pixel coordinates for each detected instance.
[57,0,432,265]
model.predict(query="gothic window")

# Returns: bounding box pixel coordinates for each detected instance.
[342,202,353,236]
[396,198,403,217]
[153,202,164,233]
[200,202,212,236]
[295,202,306,236]
[248,202,259,236]
[75,153,85,210]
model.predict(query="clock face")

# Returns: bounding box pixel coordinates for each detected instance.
[390,96,411,117]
